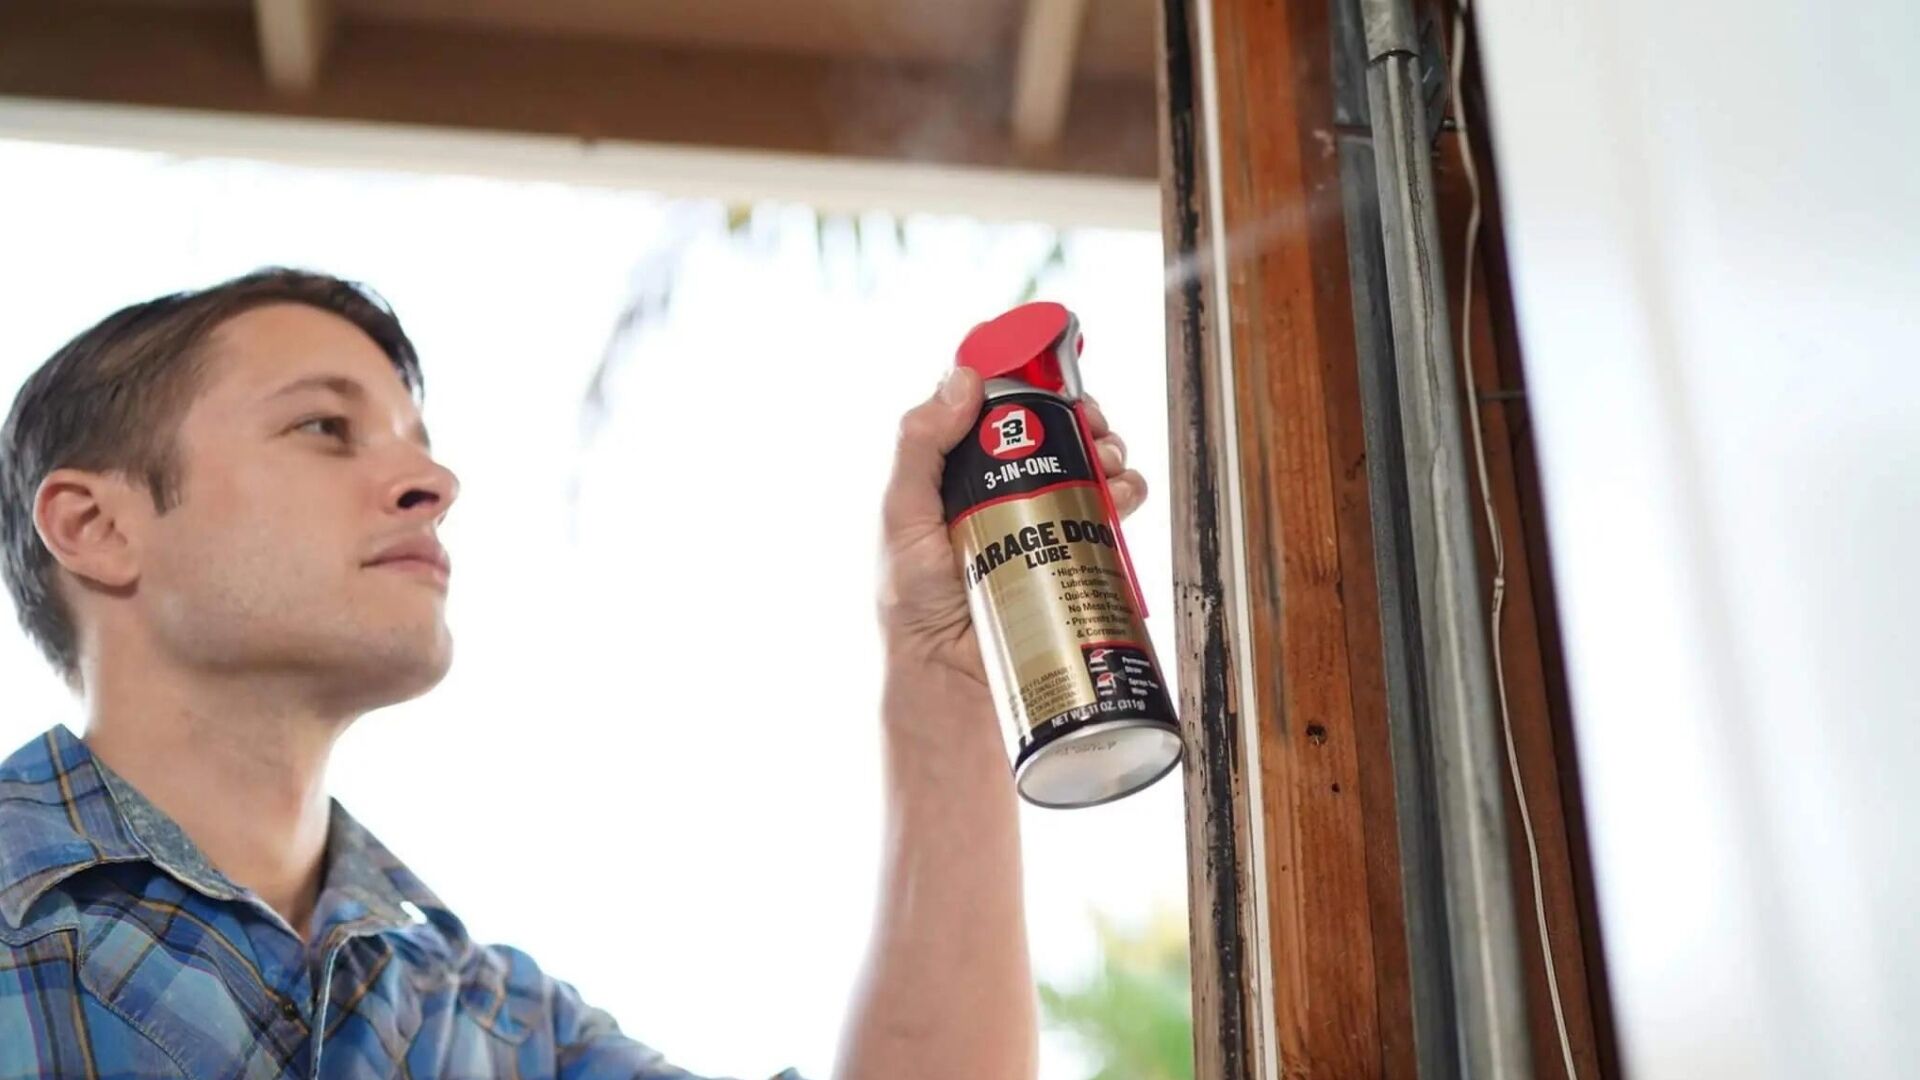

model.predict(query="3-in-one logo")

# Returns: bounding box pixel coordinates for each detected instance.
[980,403,1043,461]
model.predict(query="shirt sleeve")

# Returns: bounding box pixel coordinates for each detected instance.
[493,945,805,1080]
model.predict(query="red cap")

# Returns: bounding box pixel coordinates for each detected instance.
[955,301,1079,393]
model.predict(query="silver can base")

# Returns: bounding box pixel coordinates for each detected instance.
[1014,720,1183,809]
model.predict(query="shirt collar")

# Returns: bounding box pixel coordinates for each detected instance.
[311,798,456,944]
[0,725,453,940]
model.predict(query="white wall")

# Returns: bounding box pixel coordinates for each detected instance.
[1473,1,1920,1077]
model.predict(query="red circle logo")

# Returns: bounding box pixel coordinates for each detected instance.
[980,404,1044,461]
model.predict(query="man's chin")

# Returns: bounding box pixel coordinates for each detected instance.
[322,627,454,712]
[379,647,454,705]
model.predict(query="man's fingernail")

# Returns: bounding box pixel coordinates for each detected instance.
[939,368,971,406]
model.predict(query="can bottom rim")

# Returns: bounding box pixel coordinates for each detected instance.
[1014,720,1183,810]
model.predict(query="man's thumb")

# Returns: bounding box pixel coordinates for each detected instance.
[933,366,984,443]
[882,367,983,535]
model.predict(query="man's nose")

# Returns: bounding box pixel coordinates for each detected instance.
[387,455,460,520]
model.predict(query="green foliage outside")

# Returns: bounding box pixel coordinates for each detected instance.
[1039,906,1195,1080]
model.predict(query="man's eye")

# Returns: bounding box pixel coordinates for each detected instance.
[294,416,351,441]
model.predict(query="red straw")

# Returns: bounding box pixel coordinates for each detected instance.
[1074,400,1148,620]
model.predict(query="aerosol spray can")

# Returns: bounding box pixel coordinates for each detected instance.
[942,302,1183,808]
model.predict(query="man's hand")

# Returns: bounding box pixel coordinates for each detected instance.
[839,364,1151,1080]
[876,366,1149,688]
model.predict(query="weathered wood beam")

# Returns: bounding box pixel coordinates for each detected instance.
[1160,0,1417,1074]
[1010,0,1089,150]
[254,0,331,95]
[1157,0,1267,1071]
[0,1,1156,180]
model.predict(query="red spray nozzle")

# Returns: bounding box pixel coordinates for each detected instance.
[956,301,1080,394]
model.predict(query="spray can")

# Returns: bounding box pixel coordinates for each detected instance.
[942,302,1182,809]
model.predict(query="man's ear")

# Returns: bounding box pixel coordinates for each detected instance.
[34,468,145,591]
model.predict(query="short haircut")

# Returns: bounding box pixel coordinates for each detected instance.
[0,268,424,681]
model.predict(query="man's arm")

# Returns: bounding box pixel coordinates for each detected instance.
[834,367,1146,1080]
[835,659,1036,1080]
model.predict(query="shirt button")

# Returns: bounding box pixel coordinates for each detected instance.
[280,998,303,1023]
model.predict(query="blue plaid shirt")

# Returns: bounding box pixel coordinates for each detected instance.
[0,726,801,1079]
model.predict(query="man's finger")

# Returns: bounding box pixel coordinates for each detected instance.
[1079,395,1110,440]
[1094,433,1127,476]
[1107,469,1148,519]
[882,367,984,535]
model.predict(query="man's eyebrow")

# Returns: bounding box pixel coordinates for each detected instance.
[267,374,432,449]
[265,374,367,403]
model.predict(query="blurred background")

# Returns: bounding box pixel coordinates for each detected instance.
[0,135,1191,1080]
[17,0,1913,1078]
[0,4,1201,1078]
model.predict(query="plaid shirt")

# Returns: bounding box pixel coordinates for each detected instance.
[0,726,801,1080]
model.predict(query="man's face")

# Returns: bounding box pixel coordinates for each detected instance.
[134,303,459,711]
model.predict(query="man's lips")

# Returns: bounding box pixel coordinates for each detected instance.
[365,537,451,586]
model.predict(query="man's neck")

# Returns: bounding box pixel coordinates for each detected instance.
[82,659,351,942]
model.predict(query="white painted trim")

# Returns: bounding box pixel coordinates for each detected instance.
[0,97,1159,231]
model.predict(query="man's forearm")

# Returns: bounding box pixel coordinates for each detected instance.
[835,657,1038,1080]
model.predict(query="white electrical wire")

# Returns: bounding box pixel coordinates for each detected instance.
[1448,3,1580,1076]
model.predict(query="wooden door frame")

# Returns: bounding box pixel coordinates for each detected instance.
[1157,0,1616,1076]
[1159,0,1412,1073]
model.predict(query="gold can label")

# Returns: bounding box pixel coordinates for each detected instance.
[941,390,1178,763]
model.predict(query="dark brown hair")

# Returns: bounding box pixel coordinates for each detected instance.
[0,267,424,681]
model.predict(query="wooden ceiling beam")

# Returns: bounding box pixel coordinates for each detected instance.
[0,0,1156,181]
[254,0,332,95]
[1010,0,1089,151]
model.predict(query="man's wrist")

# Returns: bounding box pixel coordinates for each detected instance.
[879,626,984,702]
[880,645,1009,784]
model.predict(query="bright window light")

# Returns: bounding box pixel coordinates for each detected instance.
[0,139,1190,1080]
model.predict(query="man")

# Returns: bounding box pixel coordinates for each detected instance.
[0,269,1148,1079]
